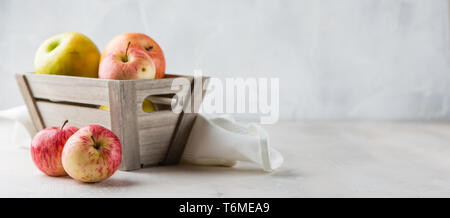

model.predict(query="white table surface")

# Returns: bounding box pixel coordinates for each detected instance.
[1,120,450,198]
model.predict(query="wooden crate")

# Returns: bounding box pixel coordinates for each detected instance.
[15,73,208,171]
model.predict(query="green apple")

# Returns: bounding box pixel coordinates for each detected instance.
[34,32,100,78]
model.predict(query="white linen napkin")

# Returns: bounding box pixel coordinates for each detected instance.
[0,106,283,171]
[182,114,284,171]
[0,106,35,148]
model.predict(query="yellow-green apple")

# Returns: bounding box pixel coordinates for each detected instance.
[142,98,156,112]
[101,33,165,78]
[34,32,100,78]
[31,120,78,176]
[62,125,121,183]
[98,42,156,80]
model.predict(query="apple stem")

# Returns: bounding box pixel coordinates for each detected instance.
[123,41,131,62]
[91,135,100,150]
[60,120,69,130]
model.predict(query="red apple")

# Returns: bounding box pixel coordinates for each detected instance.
[62,125,122,183]
[98,42,156,80]
[101,33,166,78]
[31,120,78,176]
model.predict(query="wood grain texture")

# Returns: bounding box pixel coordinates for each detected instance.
[108,81,141,171]
[137,111,180,129]
[139,124,176,165]
[134,78,181,99]
[136,110,180,166]
[36,100,110,128]
[139,125,177,146]
[14,74,44,135]
[140,144,170,165]
[24,73,110,106]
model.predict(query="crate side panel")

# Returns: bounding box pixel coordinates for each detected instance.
[140,144,170,165]
[137,110,180,129]
[133,77,190,166]
[138,123,177,165]
[25,74,110,106]
[36,101,111,128]
[138,124,177,145]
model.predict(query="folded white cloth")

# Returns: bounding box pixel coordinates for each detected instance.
[0,106,283,171]
[183,114,284,171]
[0,106,35,148]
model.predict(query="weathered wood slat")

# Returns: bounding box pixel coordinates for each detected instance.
[140,145,169,165]
[137,111,180,129]
[140,141,171,152]
[15,74,45,135]
[36,100,111,128]
[134,78,180,92]
[24,73,110,106]
[133,76,192,90]
[136,90,179,103]
[138,124,177,145]
[134,77,192,102]
[139,123,176,165]
[109,81,141,171]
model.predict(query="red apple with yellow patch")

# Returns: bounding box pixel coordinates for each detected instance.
[31,120,78,176]
[62,125,121,183]
[99,42,156,80]
[101,33,166,78]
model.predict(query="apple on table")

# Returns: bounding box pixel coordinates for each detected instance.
[31,120,78,176]
[62,125,122,183]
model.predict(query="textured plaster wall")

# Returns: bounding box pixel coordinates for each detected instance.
[0,0,449,120]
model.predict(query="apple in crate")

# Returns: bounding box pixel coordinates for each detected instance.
[31,120,78,176]
[101,33,166,78]
[34,32,100,78]
[62,125,121,183]
[98,42,156,80]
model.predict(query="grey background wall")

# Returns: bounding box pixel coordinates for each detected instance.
[0,0,449,120]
